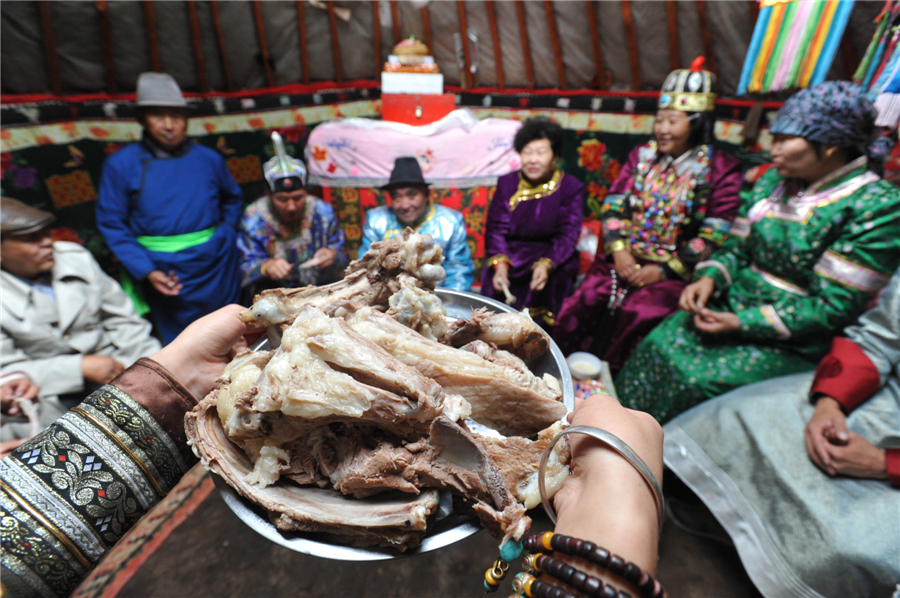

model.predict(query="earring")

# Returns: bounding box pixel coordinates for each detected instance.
[825,147,837,158]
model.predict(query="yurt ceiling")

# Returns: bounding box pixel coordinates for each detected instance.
[0,1,884,98]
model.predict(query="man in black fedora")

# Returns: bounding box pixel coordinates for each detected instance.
[359,157,474,291]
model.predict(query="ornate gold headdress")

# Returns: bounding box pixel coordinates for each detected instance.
[658,56,717,113]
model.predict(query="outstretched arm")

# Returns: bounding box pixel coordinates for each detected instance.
[1,306,249,597]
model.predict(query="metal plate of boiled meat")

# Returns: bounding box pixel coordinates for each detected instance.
[215,288,575,561]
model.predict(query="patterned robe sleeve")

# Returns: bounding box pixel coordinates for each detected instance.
[484,182,513,269]
[358,209,381,257]
[542,177,585,270]
[599,146,639,255]
[664,150,743,281]
[0,359,196,598]
[238,207,270,288]
[693,168,779,290]
[735,181,900,342]
[311,201,349,286]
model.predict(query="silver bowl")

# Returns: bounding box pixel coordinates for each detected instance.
[216,288,574,561]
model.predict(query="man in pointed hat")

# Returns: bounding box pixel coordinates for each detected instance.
[0,197,161,443]
[97,72,245,343]
[238,132,347,294]
[359,157,474,291]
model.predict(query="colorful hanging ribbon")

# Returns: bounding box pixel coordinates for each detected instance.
[738,0,856,96]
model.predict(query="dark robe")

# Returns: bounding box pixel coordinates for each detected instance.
[480,169,584,328]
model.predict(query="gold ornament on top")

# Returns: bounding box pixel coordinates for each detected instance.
[658,56,717,113]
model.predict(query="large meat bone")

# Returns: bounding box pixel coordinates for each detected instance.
[305,416,530,543]
[186,393,440,551]
[384,276,551,363]
[477,421,571,510]
[240,305,447,419]
[240,229,445,329]
[441,308,551,363]
[427,417,529,542]
[344,306,566,437]
[221,308,471,450]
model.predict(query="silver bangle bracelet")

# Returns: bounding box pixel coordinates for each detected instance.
[538,425,665,532]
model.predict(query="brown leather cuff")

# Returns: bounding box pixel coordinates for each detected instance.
[110,357,198,446]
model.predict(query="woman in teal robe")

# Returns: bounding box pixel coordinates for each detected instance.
[616,81,900,422]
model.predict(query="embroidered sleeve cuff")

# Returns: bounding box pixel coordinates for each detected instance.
[886,449,900,487]
[111,358,199,447]
[604,239,629,256]
[531,257,554,272]
[486,254,512,269]
[663,255,691,281]
[727,217,751,240]
[599,192,627,216]
[809,337,881,413]
[737,305,791,341]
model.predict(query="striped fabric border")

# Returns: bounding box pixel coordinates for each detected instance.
[729,217,751,239]
[760,304,792,340]
[1,385,191,597]
[814,250,892,294]
[1,105,763,153]
[750,264,809,296]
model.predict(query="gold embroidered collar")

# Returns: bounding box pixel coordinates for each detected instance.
[509,169,564,211]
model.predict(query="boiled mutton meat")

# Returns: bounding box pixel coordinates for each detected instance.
[240,229,445,329]
[185,393,441,551]
[188,306,536,545]
[343,306,566,437]
[441,308,551,363]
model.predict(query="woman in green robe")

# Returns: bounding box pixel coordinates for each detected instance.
[616,81,900,423]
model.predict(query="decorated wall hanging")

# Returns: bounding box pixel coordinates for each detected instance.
[738,0,856,96]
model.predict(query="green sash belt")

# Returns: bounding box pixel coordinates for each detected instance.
[122,226,218,316]
[136,225,217,252]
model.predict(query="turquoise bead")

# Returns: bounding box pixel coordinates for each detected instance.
[499,539,523,562]
[484,580,497,593]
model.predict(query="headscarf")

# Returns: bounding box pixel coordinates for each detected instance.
[770,81,889,171]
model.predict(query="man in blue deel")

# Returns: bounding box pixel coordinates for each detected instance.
[97,72,244,343]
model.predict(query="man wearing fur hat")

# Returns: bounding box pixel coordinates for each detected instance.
[0,198,161,442]
[97,72,244,343]
[238,132,347,295]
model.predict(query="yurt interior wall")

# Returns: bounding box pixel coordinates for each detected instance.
[0,1,885,270]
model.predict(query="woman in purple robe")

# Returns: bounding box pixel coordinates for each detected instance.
[553,57,742,372]
[481,117,585,328]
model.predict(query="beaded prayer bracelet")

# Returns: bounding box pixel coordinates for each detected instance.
[483,532,667,598]
[523,533,667,598]
[512,575,620,598]
[531,555,633,598]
